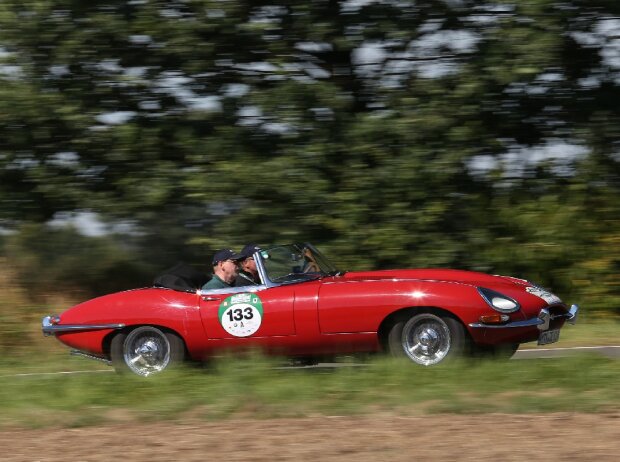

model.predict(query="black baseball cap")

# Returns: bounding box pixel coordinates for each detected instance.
[212,249,243,265]
[239,244,261,259]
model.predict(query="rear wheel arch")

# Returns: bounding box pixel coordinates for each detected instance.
[107,324,188,376]
[104,324,188,355]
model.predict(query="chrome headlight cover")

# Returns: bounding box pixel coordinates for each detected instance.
[524,280,563,305]
[477,287,521,313]
[526,280,546,291]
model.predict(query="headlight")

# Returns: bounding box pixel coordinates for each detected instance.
[477,287,520,313]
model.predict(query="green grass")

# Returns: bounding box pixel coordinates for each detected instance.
[520,319,619,349]
[0,318,616,428]
[1,352,618,429]
[0,348,111,376]
[555,319,619,346]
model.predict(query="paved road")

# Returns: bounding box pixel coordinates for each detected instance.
[514,345,620,359]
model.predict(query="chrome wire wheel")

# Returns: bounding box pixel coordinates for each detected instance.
[122,326,171,376]
[401,314,452,366]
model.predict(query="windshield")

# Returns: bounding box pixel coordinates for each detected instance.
[259,244,338,284]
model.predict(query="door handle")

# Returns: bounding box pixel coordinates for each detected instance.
[201,296,221,302]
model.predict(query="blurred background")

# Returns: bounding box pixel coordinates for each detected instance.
[1,0,618,354]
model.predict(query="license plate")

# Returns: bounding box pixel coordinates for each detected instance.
[538,329,560,345]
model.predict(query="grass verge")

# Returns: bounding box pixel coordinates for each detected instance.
[520,319,619,349]
[0,353,618,429]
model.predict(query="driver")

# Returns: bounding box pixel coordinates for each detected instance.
[202,249,243,290]
[235,244,262,286]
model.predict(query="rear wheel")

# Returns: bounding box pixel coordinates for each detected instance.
[110,326,185,376]
[387,313,467,366]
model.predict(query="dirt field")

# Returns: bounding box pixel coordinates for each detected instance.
[2,412,619,461]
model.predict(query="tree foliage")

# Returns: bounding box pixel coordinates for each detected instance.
[0,1,619,314]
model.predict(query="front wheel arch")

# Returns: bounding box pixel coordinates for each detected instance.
[379,307,469,348]
[103,325,187,356]
[378,307,472,364]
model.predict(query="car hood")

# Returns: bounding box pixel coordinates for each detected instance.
[339,268,527,289]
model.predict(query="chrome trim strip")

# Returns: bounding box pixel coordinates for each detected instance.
[567,304,579,325]
[199,284,266,297]
[469,304,579,329]
[70,349,112,366]
[42,316,125,336]
[469,318,544,329]
[538,308,551,331]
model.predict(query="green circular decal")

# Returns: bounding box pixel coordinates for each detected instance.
[218,293,264,337]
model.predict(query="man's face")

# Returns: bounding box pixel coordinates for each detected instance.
[241,257,257,276]
[218,259,239,283]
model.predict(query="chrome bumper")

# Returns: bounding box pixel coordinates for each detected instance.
[42,316,125,336]
[469,304,579,329]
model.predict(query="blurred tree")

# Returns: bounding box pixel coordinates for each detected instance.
[3,223,154,297]
[0,1,618,314]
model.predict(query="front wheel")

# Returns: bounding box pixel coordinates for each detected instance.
[110,326,185,376]
[387,313,466,366]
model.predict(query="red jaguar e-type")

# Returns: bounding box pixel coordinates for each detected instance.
[42,243,578,376]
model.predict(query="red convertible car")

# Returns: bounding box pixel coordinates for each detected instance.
[42,243,578,376]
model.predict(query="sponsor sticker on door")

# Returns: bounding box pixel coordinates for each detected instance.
[218,293,263,337]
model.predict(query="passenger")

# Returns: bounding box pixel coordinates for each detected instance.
[202,249,243,290]
[235,244,262,286]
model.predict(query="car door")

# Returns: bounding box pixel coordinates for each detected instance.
[199,285,297,339]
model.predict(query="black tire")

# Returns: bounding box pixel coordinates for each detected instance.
[288,355,337,366]
[110,326,185,376]
[289,356,320,366]
[387,313,467,366]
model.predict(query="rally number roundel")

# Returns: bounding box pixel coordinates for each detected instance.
[218,293,264,337]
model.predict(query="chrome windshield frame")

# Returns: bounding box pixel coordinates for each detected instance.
[254,248,276,288]
[254,243,336,288]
